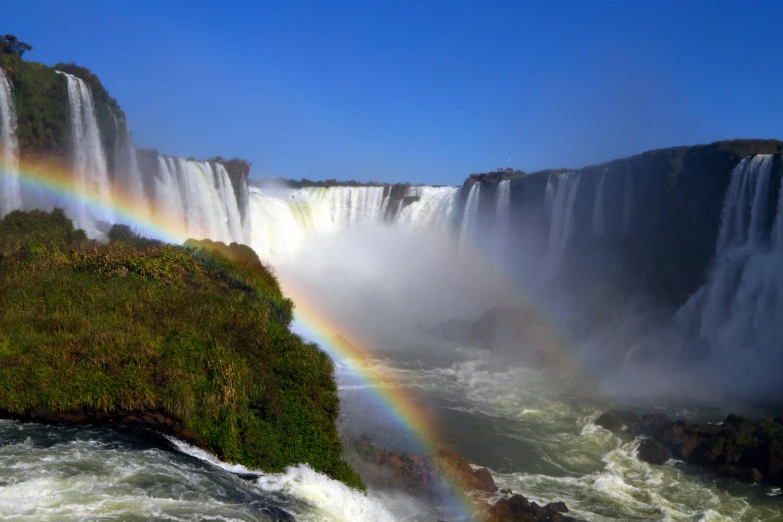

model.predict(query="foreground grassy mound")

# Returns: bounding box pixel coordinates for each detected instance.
[0,209,363,489]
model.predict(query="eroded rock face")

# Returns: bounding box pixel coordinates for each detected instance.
[596,410,783,485]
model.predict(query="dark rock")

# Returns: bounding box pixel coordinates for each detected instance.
[595,410,642,436]
[487,493,576,522]
[637,438,671,465]
[597,409,783,488]
[716,465,762,483]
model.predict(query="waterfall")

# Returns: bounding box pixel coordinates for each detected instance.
[113,114,148,215]
[379,187,391,220]
[244,184,458,262]
[0,67,20,215]
[544,172,581,280]
[678,154,783,373]
[397,186,459,230]
[592,168,607,236]
[623,170,634,234]
[57,71,115,235]
[495,180,511,243]
[459,182,481,251]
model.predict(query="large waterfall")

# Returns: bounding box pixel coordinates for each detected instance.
[678,154,783,378]
[543,173,580,280]
[0,67,20,215]
[246,185,459,261]
[57,71,115,235]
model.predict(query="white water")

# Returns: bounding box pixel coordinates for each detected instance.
[397,185,459,230]
[245,185,459,262]
[0,420,396,522]
[459,182,481,251]
[544,172,581,280]
[678,154,783,389]
[337,349,783,522]
[592,168,608,237]
[153,156,246,244]
[495,180,511,244]
[57,71,115,236]
[0,67,20,215]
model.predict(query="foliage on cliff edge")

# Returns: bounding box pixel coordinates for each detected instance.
[0,209,363,489]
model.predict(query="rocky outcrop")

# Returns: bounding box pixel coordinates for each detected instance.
[0,409,206,448]
[637,438,671,465]
[347,434,497,498]
[347,434,579,521]
[487,494,575,522]
[596,410,783,485]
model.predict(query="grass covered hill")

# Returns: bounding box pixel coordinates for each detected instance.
[0,209,362,489]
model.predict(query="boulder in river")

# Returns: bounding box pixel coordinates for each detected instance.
[637,438,671,465]
[596,410,783,486]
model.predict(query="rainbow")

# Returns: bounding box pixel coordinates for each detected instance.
[3,160,582,520]
[6,160,190,244]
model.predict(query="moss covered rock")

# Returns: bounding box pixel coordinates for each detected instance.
[0,209,363,489]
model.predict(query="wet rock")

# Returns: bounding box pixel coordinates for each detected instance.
[486,493,575,522]
[595,410,643,436]
[346,435,497,497]
[597,410,783,487]
[637,438,671,465]
[716,465,762,483]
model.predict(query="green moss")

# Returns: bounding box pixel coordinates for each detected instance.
[0,53,68,156]
[0,210,364,490]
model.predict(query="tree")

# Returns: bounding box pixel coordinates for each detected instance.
[2,34,33,58]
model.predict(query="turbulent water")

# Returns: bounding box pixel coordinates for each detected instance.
[0,421,396,521]
[337,347,783,522]
[0,67,20,215]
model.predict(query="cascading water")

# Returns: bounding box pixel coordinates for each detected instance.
[112,112,148,215]
[622,170,634,234]
[543,172,580,281]
[591,168,607,236]
[0,67,20,215]
[459,182,481,251]
[495,180,511,244]
[245,184,458,262]
[397,186,459,230]
[57,71,115,235]
[677,154,783,388]
[152,156,246,244]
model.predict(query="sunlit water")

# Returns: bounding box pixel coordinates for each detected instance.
[337,344,783,522]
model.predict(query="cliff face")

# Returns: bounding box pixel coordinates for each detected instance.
[463,140,783,311]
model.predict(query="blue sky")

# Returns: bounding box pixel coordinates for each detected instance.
[5,1,782,184]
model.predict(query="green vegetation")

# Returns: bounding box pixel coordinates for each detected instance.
[0,209,363,489]
[0,36,124,166]
[53,62,124,167]
[0,52,68,157]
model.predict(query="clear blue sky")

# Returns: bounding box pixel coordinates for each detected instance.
[4,1,782,184]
